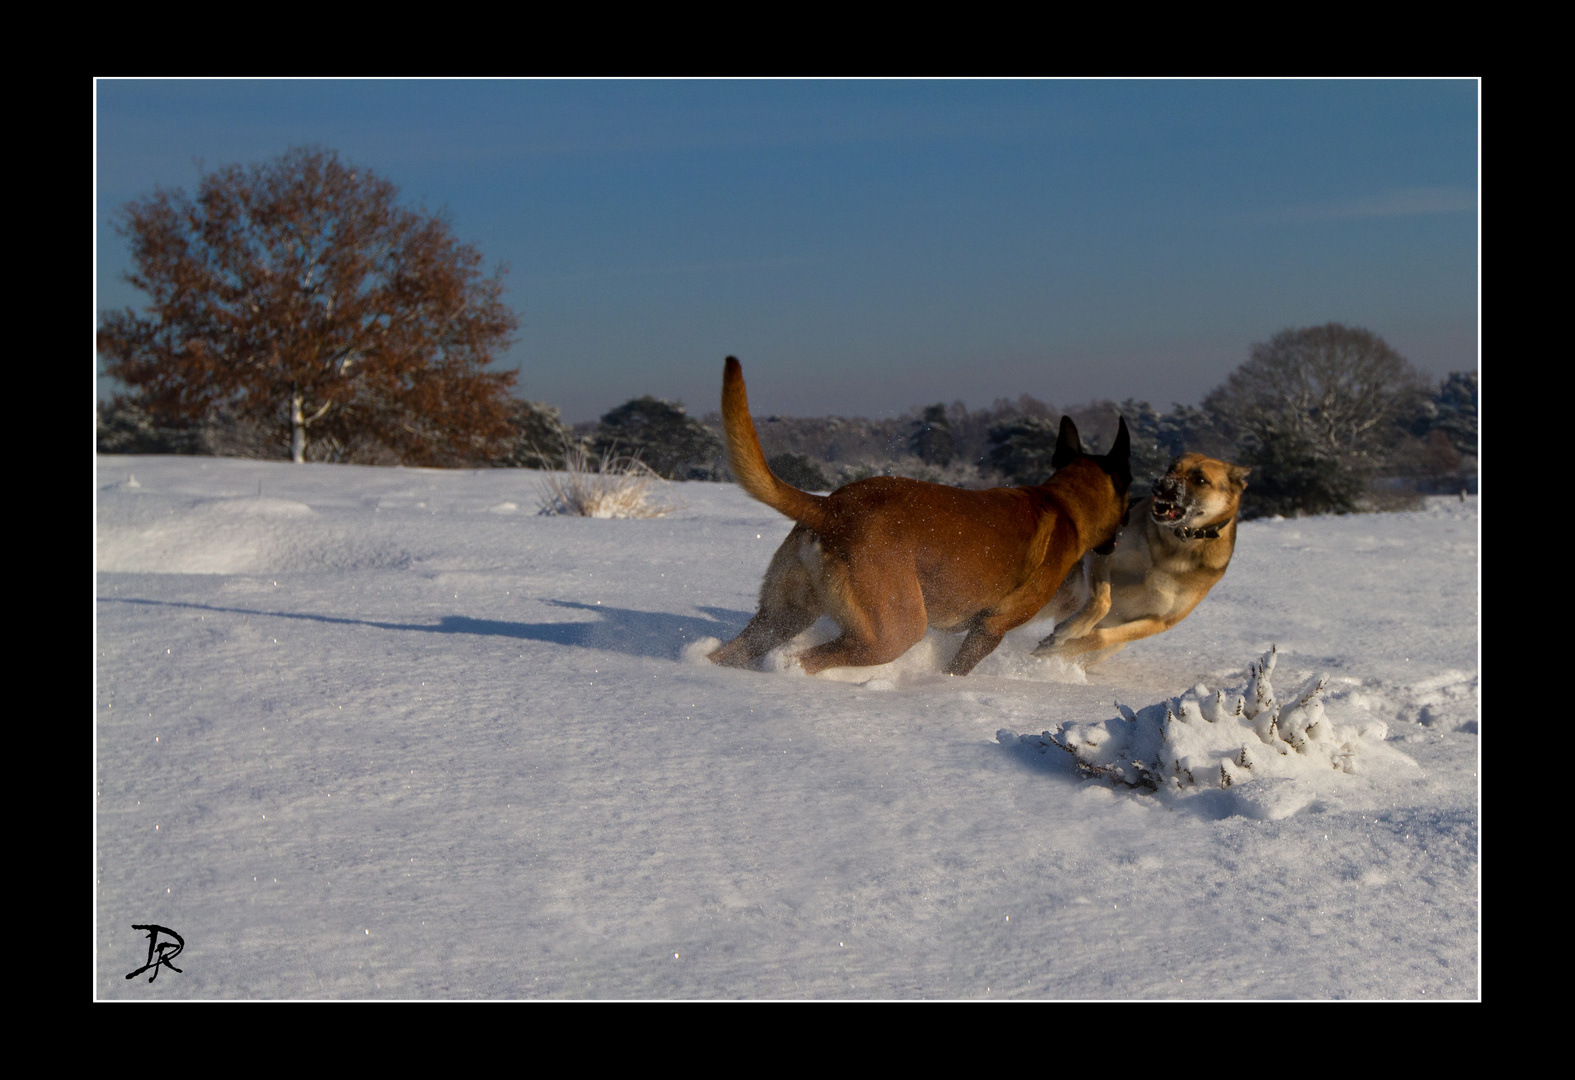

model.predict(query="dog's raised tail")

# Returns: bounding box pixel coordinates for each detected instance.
[721,357,829,531]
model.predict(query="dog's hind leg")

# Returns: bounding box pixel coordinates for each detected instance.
[794,560,928,675]
[795,624,927,674]
[710,606,819,667]
[709,528,823,668]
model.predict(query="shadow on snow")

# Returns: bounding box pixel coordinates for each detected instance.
[100,596,751,662]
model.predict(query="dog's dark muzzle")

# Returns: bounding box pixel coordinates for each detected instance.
[1150,477,1187,523]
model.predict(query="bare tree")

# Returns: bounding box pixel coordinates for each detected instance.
[1204,324,1427,517]
[97,146,520,465]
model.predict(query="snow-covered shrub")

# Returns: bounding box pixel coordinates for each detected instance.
[590,396,723,480]
[1002,646,1395,798]
[497,399,572,470]
[766,452,832,492]
[537,443,680,519]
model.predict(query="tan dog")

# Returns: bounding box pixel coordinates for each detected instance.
[709,357,1132,676]
[1033,453,1249,666]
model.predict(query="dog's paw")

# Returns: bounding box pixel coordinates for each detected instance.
[1035,629,1100,660]
[1032,633,1067,658]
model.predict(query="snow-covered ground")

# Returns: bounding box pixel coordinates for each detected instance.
[95,455,1479,999]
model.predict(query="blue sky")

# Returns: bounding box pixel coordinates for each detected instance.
[95,79,1478,424]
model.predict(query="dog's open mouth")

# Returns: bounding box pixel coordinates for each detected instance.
[1151,496,1186,524]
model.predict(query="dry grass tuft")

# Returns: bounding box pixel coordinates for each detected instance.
[537,443,681,519]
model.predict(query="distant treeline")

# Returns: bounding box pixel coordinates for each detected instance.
[486,362,1477,520]
[100,326,1478,520]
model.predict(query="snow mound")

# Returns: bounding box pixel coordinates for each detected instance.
[681,637,723,664]
[97,496,410,575]
[999,646,1417,818]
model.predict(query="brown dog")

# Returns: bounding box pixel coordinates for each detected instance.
[709,357,1132,676]
[1033,453,1249,666]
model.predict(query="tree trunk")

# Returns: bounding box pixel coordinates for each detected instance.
[291,391,306,463]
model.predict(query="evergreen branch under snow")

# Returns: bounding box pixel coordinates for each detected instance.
[999,647,1397,813]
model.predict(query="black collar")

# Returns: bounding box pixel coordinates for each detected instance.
[1169,516,1233,541]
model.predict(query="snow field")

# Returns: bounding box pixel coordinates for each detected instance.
[96,456,1478,998]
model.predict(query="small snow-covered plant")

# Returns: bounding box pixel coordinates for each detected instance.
[537,442,680,519]
[1006,646,1390,795]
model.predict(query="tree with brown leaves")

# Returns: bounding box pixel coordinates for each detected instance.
[98,146,520,465]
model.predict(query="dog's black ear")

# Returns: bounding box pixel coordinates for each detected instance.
[1104,416,1133,492]
[1051,416,1082,469]
[1109,416,1131,464]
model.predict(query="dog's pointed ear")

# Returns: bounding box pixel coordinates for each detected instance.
[1051,416,1082,469]
[1228,464,1251,489]
[1110,416,1131,464]
[1105,416,1133,491]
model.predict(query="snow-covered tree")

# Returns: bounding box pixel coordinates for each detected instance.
[497,400,573,470]
[910,404,957,467]
[1204,324,1427,517]
[1409,371,1478,459]
[766,452,832,491]
[591,396,723,480]
[984,416,1062,485]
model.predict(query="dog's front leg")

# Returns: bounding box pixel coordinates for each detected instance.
[1048,614,1178,657]
[951,558,1084,675]
[947,622,1006,676]
[950,567,1069,675]
[1033,553,1112,657]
